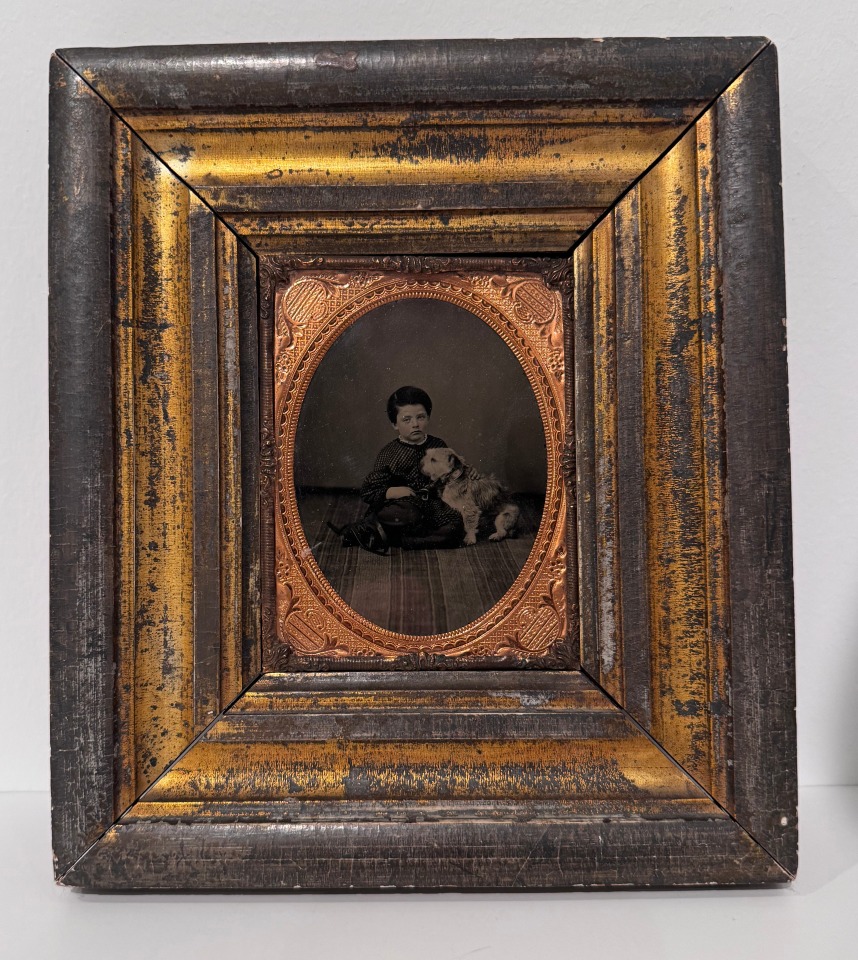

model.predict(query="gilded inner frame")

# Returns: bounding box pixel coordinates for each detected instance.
[271,268,568,664]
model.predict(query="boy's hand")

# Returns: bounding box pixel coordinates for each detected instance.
[386,486,415,499]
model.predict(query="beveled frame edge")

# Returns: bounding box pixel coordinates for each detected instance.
[48,38,796,888]
[60,37,769,110]
[49,54,116,876]
[62,818,787,891]
[715,45,797,874]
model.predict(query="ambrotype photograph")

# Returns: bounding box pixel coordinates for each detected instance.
[293,296,547,636]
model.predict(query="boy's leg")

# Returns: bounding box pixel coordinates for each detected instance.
[401,521,462,550]
[375,497,425,547]
[401,500,464,550]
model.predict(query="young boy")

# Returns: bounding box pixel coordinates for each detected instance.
[329,386,464,552]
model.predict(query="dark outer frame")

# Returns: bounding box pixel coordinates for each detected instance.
[49,38,796,888]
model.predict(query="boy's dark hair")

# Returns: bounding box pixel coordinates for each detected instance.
[387,386,432,424]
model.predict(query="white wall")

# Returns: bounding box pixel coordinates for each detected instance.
[1,0,854,791]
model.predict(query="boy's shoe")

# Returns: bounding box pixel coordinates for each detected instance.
[326,518,389,555]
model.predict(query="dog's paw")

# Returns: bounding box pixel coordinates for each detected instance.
[463,534,477,546]
[488,532,505,541]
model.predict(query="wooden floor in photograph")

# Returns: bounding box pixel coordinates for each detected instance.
[297,490,543,635]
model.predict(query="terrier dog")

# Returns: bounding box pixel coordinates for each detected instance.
[420,448,520,546]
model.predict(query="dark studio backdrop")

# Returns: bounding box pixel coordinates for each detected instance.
[294,297,548,496]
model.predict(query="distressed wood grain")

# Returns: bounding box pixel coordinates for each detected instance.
[121,797,725,823]
[592,214,624,700]
[61,39,767,109]
[717,44,797,875]
[696,108,732,809]
[49,54,116,877]
[111,116,137,818]
[216,223,245,707]
[237,243,262,686]
[573,234,598,670]
[189,199,222,730]
[63,818,788,890]
[612,188,652,725]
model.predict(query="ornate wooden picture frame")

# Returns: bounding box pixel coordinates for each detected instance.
[49,38,796,889]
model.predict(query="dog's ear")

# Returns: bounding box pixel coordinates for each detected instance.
[447,449,464,470]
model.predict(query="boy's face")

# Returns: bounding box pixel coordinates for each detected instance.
[393,404,429,444]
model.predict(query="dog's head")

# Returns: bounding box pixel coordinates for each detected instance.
[420,447,464,481]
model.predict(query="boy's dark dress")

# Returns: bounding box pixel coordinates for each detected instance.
[361,435,463,547]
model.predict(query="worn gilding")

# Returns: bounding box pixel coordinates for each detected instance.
[591,213,624,699]
[111,117,137,814]
[222,209,602,254]
[640,125,715,791]
[230,689,611,714]
[576,109,731,802]
[110,131,254,797]
[119,104,702,253]
[130,107,698,188]
[122,796,725,823]
[143,736,707,802]
[131,138,196,789]
[216,223,245,708]
[695,108,732,808]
